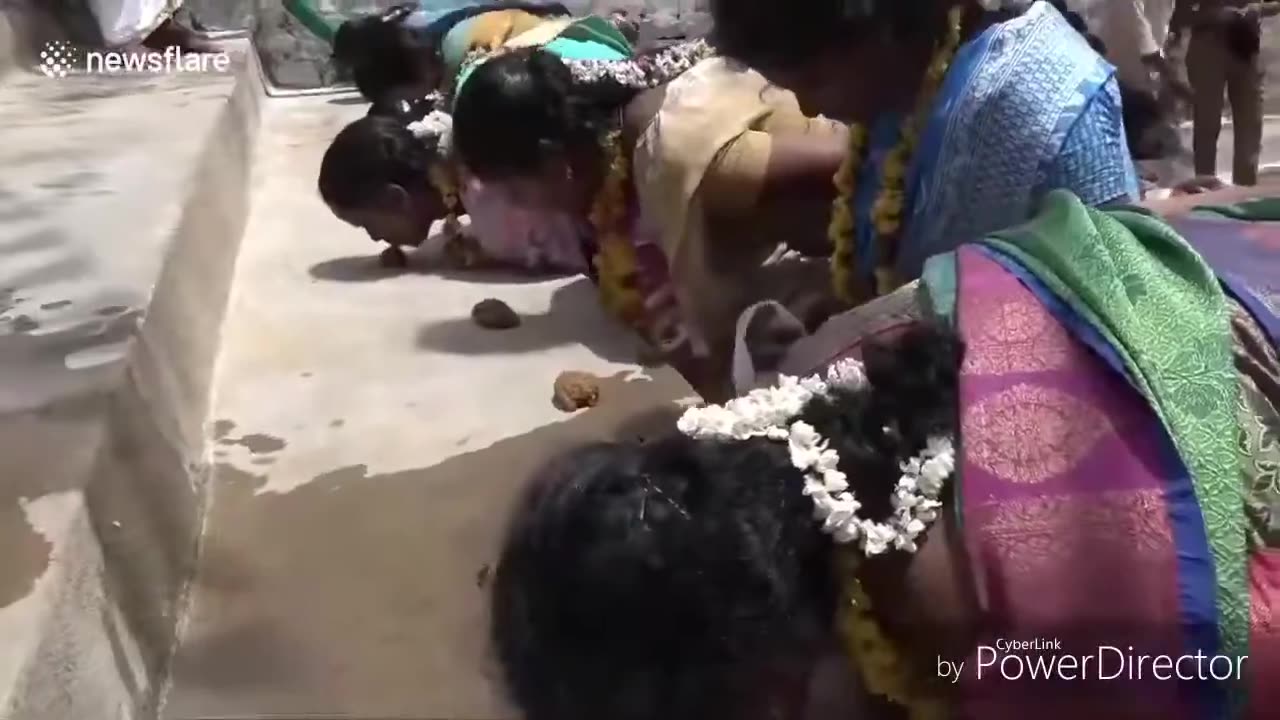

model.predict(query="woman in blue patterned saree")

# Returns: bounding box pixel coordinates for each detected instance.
[709,0,1142,301]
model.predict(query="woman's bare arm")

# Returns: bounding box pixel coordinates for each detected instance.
[701,129,849,257]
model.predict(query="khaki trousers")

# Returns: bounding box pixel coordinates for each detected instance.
[1187,25,1265,185]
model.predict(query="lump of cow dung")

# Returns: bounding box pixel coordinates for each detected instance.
[379,246,408,269]
[471,299,521,330]
[553,371,600,412]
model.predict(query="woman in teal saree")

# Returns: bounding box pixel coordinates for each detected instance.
[487,188,1280,720]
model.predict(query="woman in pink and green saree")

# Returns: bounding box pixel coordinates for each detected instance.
[486,188,1280,720]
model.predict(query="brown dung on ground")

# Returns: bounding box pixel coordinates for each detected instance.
[471,299,521,330]
[379,246,408,269]
[553,371,600,412]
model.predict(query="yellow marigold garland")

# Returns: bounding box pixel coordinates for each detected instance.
[836,550,947,720]
[830,5,966,300]
[829,124,868,304]
[431,164,483,268]
[588,130,646,329]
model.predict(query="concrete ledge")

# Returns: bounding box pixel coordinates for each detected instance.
[0,48,261,719]
[86,49,263,714]
[0,0,59,78]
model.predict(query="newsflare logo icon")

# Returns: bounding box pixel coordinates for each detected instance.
[39,40,77,78]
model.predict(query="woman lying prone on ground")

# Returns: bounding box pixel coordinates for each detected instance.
[323,10,671,274]
[331,0,572,113]
[452,38,853,401]
[319,93,587,273]
[490,187,1280,719]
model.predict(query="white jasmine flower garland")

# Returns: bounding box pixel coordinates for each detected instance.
[677,358,955,557]
[458,38,714,98]
[560,39,715,90]
[404,92,452,151]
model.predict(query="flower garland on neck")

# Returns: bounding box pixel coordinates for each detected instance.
[829,6,965,302]
[448,40,716,324]
[569,41,714,331]
[559,39,714,89]
[405,93,482,267]
[588,129,645,329]
[678,359,956,719]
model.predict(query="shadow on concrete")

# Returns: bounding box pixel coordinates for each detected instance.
[414,277,638,364]
[165,369,690,718]
[307,253,565,286]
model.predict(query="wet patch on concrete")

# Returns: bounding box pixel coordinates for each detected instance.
[9,315,39,333]
[328,419,344,428]
[35,169,103,191]
[212,420,236,440]
[167,371,688,718]
[63,339,132,371]
[0,227,63,254]
[0,501,53,608]
[0,202,43,224]
[218,433,287,456]
[7,252,91,290]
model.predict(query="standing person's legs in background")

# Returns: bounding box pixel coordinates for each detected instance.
[1188,27,1229,177]
[86,0,217,52]
[141,15,219,53]
[1225,34,1265,185]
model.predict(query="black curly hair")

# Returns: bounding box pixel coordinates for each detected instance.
[333,4,433,104]
[710,0,1109,70]
[452,46,636,180]
[332,1,572,106]
[709,0,958,70]
[492,323,963,720]
[711,0,1169,162]
[318,97,443,211]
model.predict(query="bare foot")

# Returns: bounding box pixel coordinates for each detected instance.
[142,17,220,54]
[1171,176,1228,196]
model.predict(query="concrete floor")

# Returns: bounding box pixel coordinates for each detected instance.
[0,56,251,720]
[161,92,693,720]
[5,6,1280,717]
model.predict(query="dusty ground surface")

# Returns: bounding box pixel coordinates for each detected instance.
[161,91,693,720]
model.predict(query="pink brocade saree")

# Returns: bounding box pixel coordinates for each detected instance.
[951,246,1191,717]
[461,180,588,273]
[771,238,1280,718]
